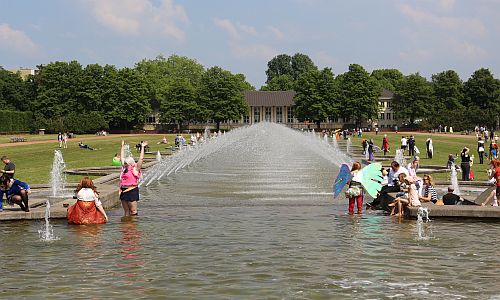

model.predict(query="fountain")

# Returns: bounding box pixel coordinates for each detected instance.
[323,134,328,143]
[156,151,162,162]
[450,162,461,195]
[346,137,351,154]
[50,150,67,197]
[394,149,407,167]
[416,207,431,240]
[38,199,59,241]
[41,149,67,241]
[123,144,132,159]
[332,135,339,150]
[141,122,352,187]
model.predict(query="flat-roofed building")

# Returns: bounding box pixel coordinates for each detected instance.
[144,89,398,130]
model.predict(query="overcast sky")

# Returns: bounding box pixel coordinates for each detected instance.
[1,0,499,88]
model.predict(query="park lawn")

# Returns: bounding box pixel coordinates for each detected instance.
[351,131,492,182]
[0,134,186,184]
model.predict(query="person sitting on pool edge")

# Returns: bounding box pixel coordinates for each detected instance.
[0,175,30,212]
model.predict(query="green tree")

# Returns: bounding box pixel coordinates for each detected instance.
[0,67,27,110]
[260,75,295,91]
[393,73,433,126]
[370,69,403,92]
[200,66,248,131]
[107,68,151,129]
[78,64,105,113]
[265,53,317,83]
[429,70,466,130]
[160,78,200,129]
[338,64,381,126]
[463,68,500,129]
[294,68,338,129]
[135,54,205,106]
[32,61,83,119]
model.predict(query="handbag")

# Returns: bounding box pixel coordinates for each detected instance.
[345,187,361,197]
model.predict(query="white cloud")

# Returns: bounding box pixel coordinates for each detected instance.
[399,4,486,37]
[213,18,239,39]
[438,0,456,10]
[213,18,258,39]
[229,41,278,61]
[399,49,433,60]
[83,0,188,40]
[447,39,487,59]
[0,23,38,55]
[268,26,285,40]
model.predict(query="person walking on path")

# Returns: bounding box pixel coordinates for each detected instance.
[426,138,433,159]
[119,140,147,216]
[368,139,375,161]
[400,136,408,155]
[57,132,63,148]
[408,136,415,156]
[0,156,15,179]
[478,138,485,164]
[460,147,471,181]
[382,135,389,156]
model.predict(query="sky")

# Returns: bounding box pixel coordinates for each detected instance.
[1,0,499,88]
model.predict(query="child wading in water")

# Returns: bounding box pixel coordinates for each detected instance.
[346,162,363,214]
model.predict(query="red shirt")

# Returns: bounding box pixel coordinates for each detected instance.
[495,167,500,187]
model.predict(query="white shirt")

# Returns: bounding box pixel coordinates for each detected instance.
[401,137,407,146]
[77,188,102,207]
[388,166,409,186]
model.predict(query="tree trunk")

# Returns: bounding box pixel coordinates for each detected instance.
[216,121,220,132]
[316,120,321,131]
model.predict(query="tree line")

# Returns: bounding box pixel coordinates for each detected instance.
[262,53,500,130]
[1,53,499,133]
[0,55,250,132]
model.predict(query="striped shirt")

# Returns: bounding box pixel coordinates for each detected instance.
[424,185,438,203]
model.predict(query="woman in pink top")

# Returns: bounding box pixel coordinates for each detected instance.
[120,140,147,216]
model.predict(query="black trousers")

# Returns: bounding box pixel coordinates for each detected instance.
[479,152,484,164]
[461,162,470,181]
[370,184,400,210]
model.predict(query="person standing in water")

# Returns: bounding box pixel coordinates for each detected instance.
[119,140,147,216]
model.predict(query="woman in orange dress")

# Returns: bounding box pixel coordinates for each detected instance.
[67,177,108,224]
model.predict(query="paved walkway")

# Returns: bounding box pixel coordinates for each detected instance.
[0,133,164,148]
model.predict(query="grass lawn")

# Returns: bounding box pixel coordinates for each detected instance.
[0,134,187,184]
[0,129,495,184]
[350,131,494,182]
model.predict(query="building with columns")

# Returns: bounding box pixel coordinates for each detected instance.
[144,89,398,130]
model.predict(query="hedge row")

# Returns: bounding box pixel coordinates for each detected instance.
[0,110,33,132]
[34,112,109,134]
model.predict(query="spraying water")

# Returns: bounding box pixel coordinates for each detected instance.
[450,162,461,195]
[332,135,339,150]
[416,207,431,240]
[50,150,67,197]
[141,122,352,187]
[394,149,407,167]
[156,151,162,162]
[346,138,352,154]
[38,199,59,241]
[123,144,132,160]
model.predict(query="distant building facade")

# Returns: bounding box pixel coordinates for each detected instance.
[9,68,36,80]
[144,89,399,131]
